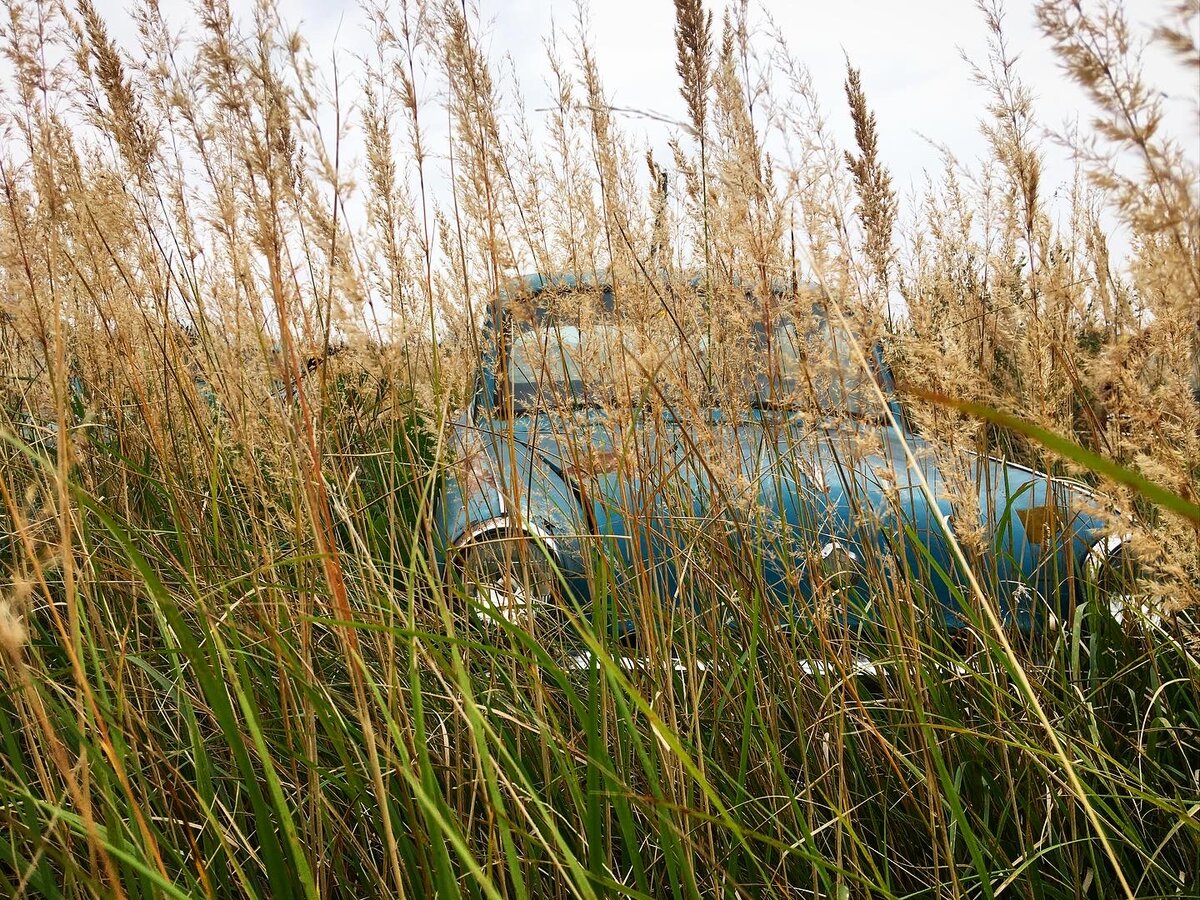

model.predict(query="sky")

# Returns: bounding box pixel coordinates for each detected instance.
[88,0,1198,182]
[232,0,1195,191]
[86,0,1197,269]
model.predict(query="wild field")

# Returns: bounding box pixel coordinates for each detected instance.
[0,0,1197,897]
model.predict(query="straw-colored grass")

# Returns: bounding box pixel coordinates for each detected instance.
[0,0,1196,897]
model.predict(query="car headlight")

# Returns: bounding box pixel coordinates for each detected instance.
[451,522,563,631]
[818,540,860,595]
[1084,535,1138,596]
[1083,534,1157,625]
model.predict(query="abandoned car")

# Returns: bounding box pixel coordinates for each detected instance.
[434,274,1136,654]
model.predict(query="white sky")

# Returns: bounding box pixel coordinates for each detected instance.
[85,0,1197,276]
[250,1,1193,189]
[89,1,1198,186]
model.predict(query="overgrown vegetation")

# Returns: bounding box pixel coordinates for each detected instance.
[0,0,1197,897]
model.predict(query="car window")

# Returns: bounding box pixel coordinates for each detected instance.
[498,294,885,417]
[747,315,878,415]
[508,322,621,408]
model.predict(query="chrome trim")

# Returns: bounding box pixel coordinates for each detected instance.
[820,540,858,561]
[453,515,560,557]
[561,653,971,681]
[1084,532,1128,576]
[970,450,1099,501]
[451,516,565,629]
[565,653,712,674]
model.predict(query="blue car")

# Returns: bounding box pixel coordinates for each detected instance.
[435,274,1133,653]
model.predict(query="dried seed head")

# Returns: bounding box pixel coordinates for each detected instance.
[0,600,28,655]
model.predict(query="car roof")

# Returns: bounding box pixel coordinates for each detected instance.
[489,271,827,330]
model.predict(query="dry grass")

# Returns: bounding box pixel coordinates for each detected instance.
[0,0,1196,896]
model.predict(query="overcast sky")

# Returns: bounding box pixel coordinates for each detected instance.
[248,1,1191,183]
[89,0,1197,244]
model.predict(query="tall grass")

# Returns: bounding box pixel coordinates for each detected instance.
[0,0,1197,897]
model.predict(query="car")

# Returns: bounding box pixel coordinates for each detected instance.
[434,273,1136,658]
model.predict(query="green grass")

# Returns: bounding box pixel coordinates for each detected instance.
[0,384,1196,899]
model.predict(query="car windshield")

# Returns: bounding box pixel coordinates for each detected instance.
[499,294,885,417]
[744,315,879,416]
[505,317,697,412]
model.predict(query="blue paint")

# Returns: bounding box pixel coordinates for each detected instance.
[436,275,1111,636]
